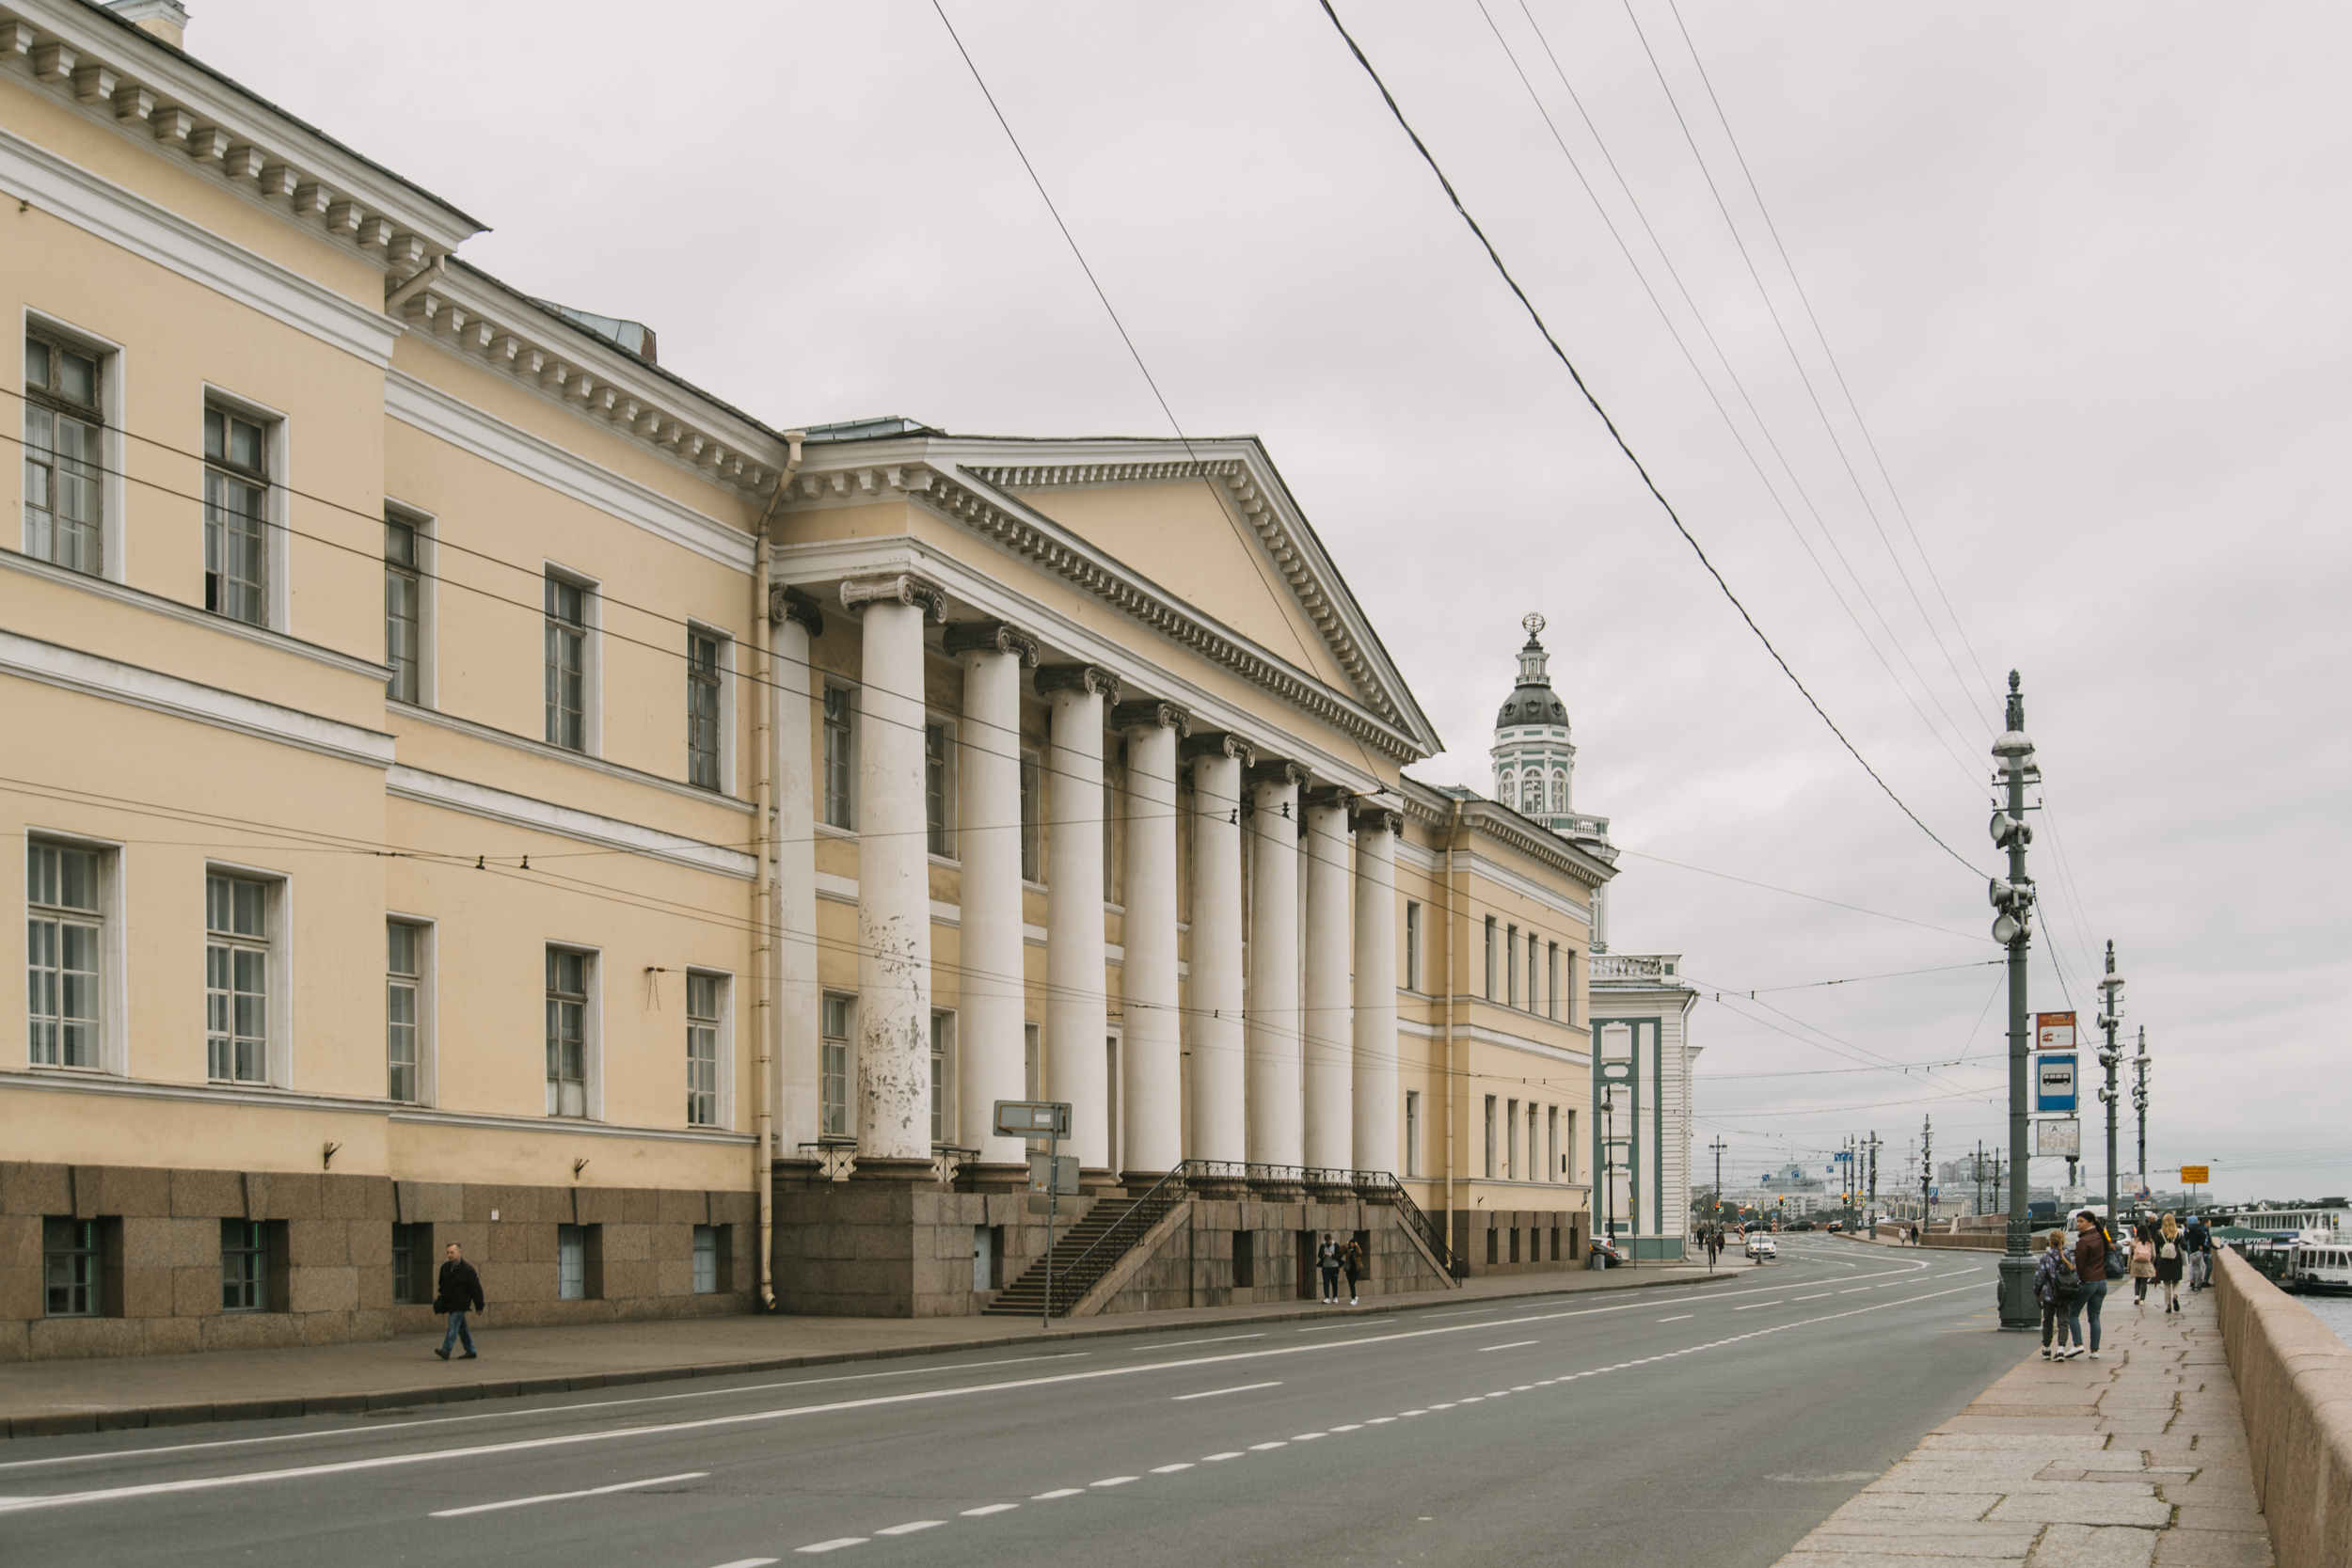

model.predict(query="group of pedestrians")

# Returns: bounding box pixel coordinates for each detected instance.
[1316,1234,1367,1306]
[2036,1207,2214,1358]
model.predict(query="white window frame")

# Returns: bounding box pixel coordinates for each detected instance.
[1018,747,1043,886]
[1405,1088,1421,1179]
[383,499,436,708]
[199,385,289,631]
[1484,1094,1498,1179]
[23,311,126,583]
[923,715,956,862]
[24,831,127,1076]
[691,1223,720,1294]
[544,942,603,1120]
[204,862,292,1088]
[820,680,856,832]
[386,914,435,1105]
[1404,900,1421,994]
[685,622,736,796]
[542,563,601,757]
[819,991,855,1138]
[930,1007,957,1147]
[1506,1097,1519,1180]
[686,967,734,1130]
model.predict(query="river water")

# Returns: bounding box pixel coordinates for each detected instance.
[2297,1291,2352,1348]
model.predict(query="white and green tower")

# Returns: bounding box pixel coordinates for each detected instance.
[1489,612,1614,946]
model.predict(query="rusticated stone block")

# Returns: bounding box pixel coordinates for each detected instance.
[173,1265,221,1317]
[573,1187,622,1225]
[120,1265,172,1319]
[394,1181,463,1224]
[92,1165,171,1218]
[0,1163,71,1217]
[171,1167,246,1218]
[355,1264,393,1308]
[0,1214,38,1270]
[28,1315,142,1360]
[652,1259,694,1298]
[349,1223,391,1268]
[320,1174,389,1221]
[0,1320,25,1361]
[487,1222,531,1264]
[201,1311,299,1352]
[143,1315,201,1356]
[600,1224,651,1264]
[621,1188,660,1224]
[650,1224,690,1262]
[598,1260,655,1300]
[247,1173,321,1221]
[290,1266,358,1313]
[0,1261,40,1322]
[658,1188,707,1226]
[713,1190,755,1226]
[285,1220,350,1267]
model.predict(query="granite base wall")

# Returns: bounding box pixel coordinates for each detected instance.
[0,1161,759,1362]
[1097,1196,1449,1314]
[1449,1209,1587,1275]
[770,1179,1087,1319]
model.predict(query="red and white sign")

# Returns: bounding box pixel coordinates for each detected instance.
[2035,1011,2077,1051]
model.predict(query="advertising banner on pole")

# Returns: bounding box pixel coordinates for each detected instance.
[2035,1011,2077,1051]
[2035,1053,2078,1114]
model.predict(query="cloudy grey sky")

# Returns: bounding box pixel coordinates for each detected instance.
[198,1,2347,1204]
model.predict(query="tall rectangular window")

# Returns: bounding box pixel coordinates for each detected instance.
[691,1225,720,1293]
[385,516,421,704]
[545,948,588,1117]
[688,631,723,790]
[1506,925,1519,1008]
[822,685,854,830]
[686,973,720,1128]
[43,1217,100,1316]
[1102,754,1118,902]
[387,921,421,1103]
[557,1224,586,1300]
[1024,1022,1041,1100]
[203,404,270,626]
[925,722,949,855]
[930,1010,953,1146]
[220,1218,267,1311]
[24,334,103,576]
[204,874,268,1084]
[1548,942,1560,1022]
[1507,1098,1519,1180]
[544,576,586,751]
[1563,1110,1576,1184]
[1019,751,1042,881]
[1484,916,1497,1000]
[1548,1105,1560,1182]
[820,994,851,1137]
[27,842,101,1069]
[390,1222,425,1304]
[1404,901,1421,992]
[1484,1094,1498,1179]
[1565,950,1579,1026]
[1527,1103,1539,1184]
[1405,1089,1422,1178]
[1528,932,1540,1014]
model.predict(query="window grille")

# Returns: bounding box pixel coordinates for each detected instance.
[691,1225,719,1293]
[43,1217,100,1317]
[822,685,853,829]
[387,922,421,1102]
[221,1218,267,1311]
[686,974,720,1127]
[27,843,101,1069]
[820,994,851,1137]
[924,722,948,854]
[385,518,421,703]
[688,632,723,788]
[203,406,270,626]
[545,949,588,1117]
[205,874,268,1083]
[544,577,586,750]
[24,334,103,576]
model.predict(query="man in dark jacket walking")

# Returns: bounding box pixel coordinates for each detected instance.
[434,1242,484,1360]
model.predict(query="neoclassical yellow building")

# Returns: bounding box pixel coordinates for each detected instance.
[0,0,1668,1357]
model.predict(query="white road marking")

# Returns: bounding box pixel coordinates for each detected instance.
[1795,1293,1831,1301]
[1428,1403,1457,1409]
[1151,1464,1194,1473]
[1201,1452,1244,1462]
[874,1521,944,1535]
[1479,1340,1539,1352]
[1840,1288,1870,1293]
[1298,1320,1394,1333]
[1091,1477,1137,1488]
[1133,1335,1265,1351]
[1292,1433,1327,1441]
[428,1470,706,1517]
[1032,1488,1084,1499]
[711,1559,781,1567]
[1328,1424,1363,1432]
[1366,1418,1397,1424]
[1248,1442,1287,1450]
[961,1504,1018,1516]
[1173,1382,1280,1401]
[796,1541,866,1555]
[1658,1315,1693,1323]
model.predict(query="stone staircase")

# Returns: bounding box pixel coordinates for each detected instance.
[983,1188,1186,1318]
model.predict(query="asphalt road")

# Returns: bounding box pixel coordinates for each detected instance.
[0,1240,2016,1567]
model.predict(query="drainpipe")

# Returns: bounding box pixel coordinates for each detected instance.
[751,431,806,1312]
[1442,798,1462,1259]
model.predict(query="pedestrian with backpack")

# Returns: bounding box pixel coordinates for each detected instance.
[2072,1211,2111,1359]
[2129,1222,2157,1307]
[2185,1213,2212,1291]
[2155,1214,2185,1313]
[2036,1230,2083,1359]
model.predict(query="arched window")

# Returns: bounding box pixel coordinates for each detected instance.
[1498,770,1516,810]
[1551,772,1567,813]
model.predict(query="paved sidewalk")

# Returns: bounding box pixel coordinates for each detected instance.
[1772,1281,2273,1567]
[0,1257,1742,1438]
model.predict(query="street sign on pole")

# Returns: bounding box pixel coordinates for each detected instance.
[994,1101,1073,1327]
[2036,1011,2076,1051]
[2037,1119,2081,1158]
[993,1101,1073,1139]
[2035,1053,2078,1115]
[2180,1164,2210,1185]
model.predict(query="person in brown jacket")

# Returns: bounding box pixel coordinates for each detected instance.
[2072,1212,2110,1359]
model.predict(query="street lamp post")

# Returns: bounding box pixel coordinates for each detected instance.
[1920,1116,1934,1241]
[2097,942,2124,1227]
[1993,672,2040,1330]
[2133,1026,2151,1210]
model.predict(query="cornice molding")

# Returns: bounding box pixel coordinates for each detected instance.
[0,119,400,365]
[388,700,755,815]
[398,265,789,503]
[384,370,755,572]
[1396,778,1615,893]
[0,0,479,268]
[782,457,1424,762]
[386,764,755,879]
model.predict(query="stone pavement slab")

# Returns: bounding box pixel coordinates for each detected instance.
[1772,1285,2276,1568]
[0,1254,1738,1437]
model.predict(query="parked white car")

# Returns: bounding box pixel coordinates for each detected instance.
[1745,1234,1777,1260]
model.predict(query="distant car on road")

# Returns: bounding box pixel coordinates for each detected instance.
[1788,1221,1815,1232]
[1745,1235,1777,1260]
[1825,1221,1844,1233]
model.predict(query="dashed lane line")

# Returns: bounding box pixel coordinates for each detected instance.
[873,1522,944,1536]
[427,1470,707,1518]
[1173,1382,1280,1402]
[795,1540,866,1555]
[960,1504,1017,1516]
[1478,1341,1539,1352]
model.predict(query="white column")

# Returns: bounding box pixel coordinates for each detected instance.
[840,575,943,1170]
[946,622,1038,1172]
[1039,662,1120,1174]
[1302,787,1354,1173]
[773,591,823,1154]
[1183,733,1250,1165]
[1351,807,1401,1175]
[1246,760,1304,1170]
[1115,698,1187,1179]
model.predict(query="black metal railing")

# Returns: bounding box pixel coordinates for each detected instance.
[1042,1160,1201,1313]
[1354,1171,1462,1276]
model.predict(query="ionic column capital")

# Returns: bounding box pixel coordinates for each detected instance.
[1350,806,1405,838]
[1181,730,1255,768]
[943,619,1041,667]
[1302,784,1357,814]
[768,584,825,637]
[1110,697,1192,737]
[1034,662,1122,704]
[839,573,948,623]
[1247,757,1307,791]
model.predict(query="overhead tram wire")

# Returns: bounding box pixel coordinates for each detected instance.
[1663,0,1998,712]
[1613,847,1985,942]
[1473,0,1985,789]
[1312,0,1982,877]
[1612,0,1992,752]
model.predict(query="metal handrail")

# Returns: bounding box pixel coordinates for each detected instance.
[1046,1160,1202,1311]
[1356,1171,1461,1277]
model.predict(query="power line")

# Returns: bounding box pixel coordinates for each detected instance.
[1613,847,1983,941]
[1474,0,1985,790]
[1313,0,1980,877]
